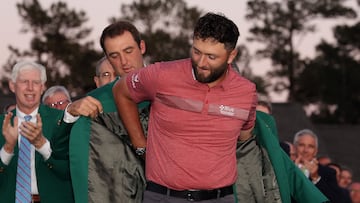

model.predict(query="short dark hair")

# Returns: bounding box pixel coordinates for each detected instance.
[193,12,239,51]
[100,21,142,54]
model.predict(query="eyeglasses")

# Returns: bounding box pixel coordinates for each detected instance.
[98,72,115,78]
[48,99,70,108]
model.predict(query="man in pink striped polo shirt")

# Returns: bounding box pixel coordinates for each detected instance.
[113,12,257,203]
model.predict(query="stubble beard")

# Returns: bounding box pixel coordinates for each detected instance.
[191,59,228,84]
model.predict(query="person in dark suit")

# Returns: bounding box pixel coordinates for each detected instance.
[293,129,350,203]
[0,61,102,203]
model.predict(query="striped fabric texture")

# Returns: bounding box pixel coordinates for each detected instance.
[15,115,32,203]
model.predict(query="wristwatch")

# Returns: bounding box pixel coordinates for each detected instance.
[135,147,146,156]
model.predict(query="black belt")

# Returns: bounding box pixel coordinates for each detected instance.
[146,181,233,201]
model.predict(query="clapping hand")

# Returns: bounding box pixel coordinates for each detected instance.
[2,112,18,153]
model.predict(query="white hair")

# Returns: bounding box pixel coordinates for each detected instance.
[293,129,318,148]
[11,61,47,83]
[42,85,72,103]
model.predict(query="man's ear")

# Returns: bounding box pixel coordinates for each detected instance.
[227,49,238,64]
[140,40,146,55]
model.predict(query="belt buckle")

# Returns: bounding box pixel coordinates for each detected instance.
[186,191,195,202]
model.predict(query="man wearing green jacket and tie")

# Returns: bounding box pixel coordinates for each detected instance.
[0,61,102,203]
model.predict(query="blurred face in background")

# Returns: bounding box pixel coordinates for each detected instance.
[94,59,116,88]
[43,91,70,110]
[317,156,332,166]
[104,31,145,77]
[350,183,360,203]
[294,134,318,162]
[339,169,353,189]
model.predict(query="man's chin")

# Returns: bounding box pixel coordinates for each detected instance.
[123,69,134,74]
[195,76,208,83]
[195,71,210,82]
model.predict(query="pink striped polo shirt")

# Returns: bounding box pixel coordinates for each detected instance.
[126,58,257,190]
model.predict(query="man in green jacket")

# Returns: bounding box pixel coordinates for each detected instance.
[69,21,149,203]
[0,61,101,203]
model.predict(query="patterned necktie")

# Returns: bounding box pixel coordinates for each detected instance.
[15,115,32,203]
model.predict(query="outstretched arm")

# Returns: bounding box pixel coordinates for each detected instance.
[66,96,103,119]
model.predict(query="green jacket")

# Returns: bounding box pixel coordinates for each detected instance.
[0,105,74,203]
[70,80,149,203]
[235,111,329,203]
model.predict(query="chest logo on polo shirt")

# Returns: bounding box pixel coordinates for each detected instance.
[219,105,235,116]
[131,74,140,88]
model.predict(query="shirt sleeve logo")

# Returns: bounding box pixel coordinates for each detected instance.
[131,74,140,88]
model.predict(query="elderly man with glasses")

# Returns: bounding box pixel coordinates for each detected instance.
[42,85,72,110]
